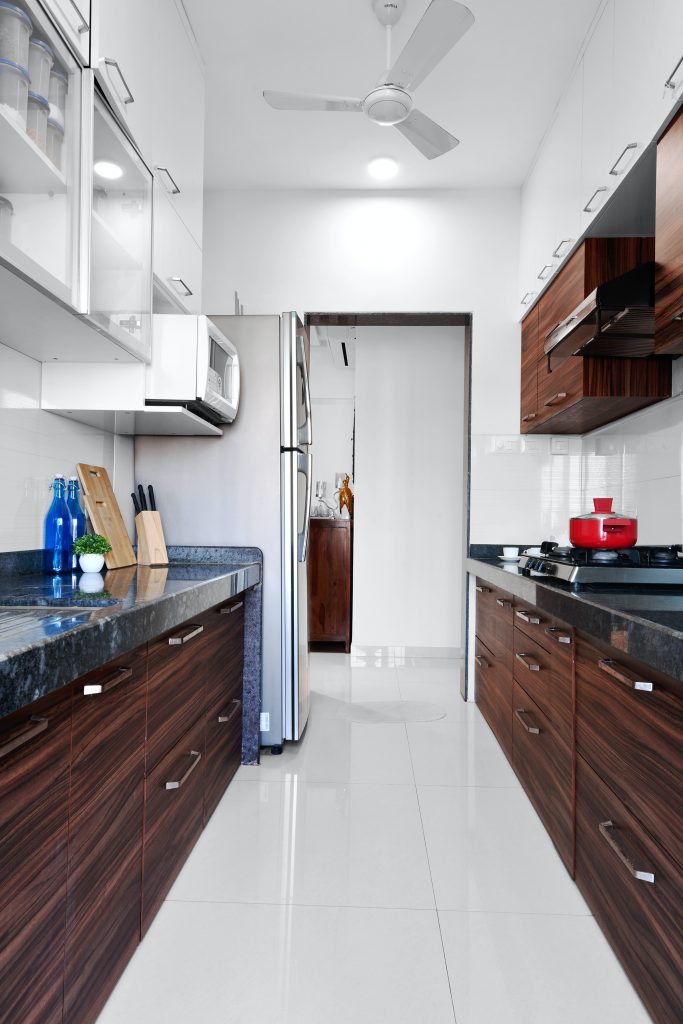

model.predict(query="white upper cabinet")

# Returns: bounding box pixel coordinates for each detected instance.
[545,65,583,271]
[580,0,614,231]
[41,0,90,65]
[653,0,683,111]
[153,183,202,315]
[612,0,658,159]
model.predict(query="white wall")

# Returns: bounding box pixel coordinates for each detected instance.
[309,345,355,507]
[353,326,465,650]
[0,343,135,551]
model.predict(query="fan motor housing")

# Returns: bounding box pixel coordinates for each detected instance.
[371,0,406,27]
[363,86,412,125]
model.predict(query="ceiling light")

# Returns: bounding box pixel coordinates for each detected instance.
[367,157,398,182]
[93,160,124,181]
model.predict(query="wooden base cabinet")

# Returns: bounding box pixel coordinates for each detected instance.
[474,635,512,759]
[308,518,353,650]
[655,104,683,355]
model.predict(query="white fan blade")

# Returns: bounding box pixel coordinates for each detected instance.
[263,91,363,112]
[395,109,459,159]
[386,0,474,91]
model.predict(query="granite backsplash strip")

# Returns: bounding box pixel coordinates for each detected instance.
[0,549,44,576]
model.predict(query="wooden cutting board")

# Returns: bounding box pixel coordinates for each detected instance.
[77,463,137,569]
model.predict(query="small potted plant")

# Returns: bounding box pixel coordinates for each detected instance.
[73,533,112,573]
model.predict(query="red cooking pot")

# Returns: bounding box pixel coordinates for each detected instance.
[569,498,638,549]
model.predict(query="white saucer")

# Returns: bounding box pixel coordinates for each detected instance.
[498,555,521,562]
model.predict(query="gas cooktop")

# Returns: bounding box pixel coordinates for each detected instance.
[519,544,683,586]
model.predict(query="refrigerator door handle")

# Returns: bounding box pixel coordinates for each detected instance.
[298,451,312,562]
[297,334,313,447]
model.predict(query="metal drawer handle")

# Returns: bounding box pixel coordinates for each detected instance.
[170,276,193,297]
[156,166,181,195]
[537,264,553,280]
[0,716,48,761]
[552,239,571,259]
[496,598,512,608]
[609,142,637,176]
[598,820,655,884]
[218,698,242,724]
[83,666,132,695]
[670,307,683,323]
[544,391,568,407]
[545,626,572,645]
[474,655,489,669]
[598,659,654,693]
[521,412,537,422]
[168,624,204,646]
[520,292,534,305]
[516,652,541,672]
[165,749,202,790]
[475,585,491,593]
[583,186,607,213]
[220,601,244,615]
[514,708,540,735]
[665,54,683,90]
[515,610,541,625]
[67,0,89,32]
[102,58,135,104]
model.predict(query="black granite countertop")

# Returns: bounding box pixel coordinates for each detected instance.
[0,546,262,719]
[467,550,683,683]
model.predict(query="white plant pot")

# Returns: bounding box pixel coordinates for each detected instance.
[79,553,105,573]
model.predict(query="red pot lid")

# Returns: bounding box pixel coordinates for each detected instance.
[573,497,633,521]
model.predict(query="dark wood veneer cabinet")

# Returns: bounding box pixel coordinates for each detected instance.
[474,579,514,760]
[308,518,353,650]
[655,103,683,355]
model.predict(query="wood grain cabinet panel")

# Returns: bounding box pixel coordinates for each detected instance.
[655,105,683,354]
[520,305,540,432]
[308,518,353,649]
[474,635,513,761]
[576,755,683,1024]
[513,604,574,667]
[0,693,72,1024]
[512,627,573,744]
[199,599,245,714]
[474,579,514,668]
[204,696,243,824]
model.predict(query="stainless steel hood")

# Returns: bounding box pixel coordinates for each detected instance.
[544,262,655,369]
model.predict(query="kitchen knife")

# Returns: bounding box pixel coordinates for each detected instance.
[131,492,141,516]
[138,484,147,512]
[148,485,156,512]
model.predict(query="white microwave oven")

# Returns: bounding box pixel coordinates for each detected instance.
[146,315,241,424]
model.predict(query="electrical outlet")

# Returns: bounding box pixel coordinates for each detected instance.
[260,712,270,732]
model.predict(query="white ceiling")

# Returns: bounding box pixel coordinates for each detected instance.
[182,0,602,191]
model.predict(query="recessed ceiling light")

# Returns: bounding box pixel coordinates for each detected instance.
[367,156,398,181]
[93,160,124,181]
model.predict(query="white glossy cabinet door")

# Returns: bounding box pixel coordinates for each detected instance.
[545,65,582,273]
[153,183,202,314]
[612,0,658,167]
[151,0,205,247]
[580,0,614,231]
[41,0,91,65]
[653,0,683,114]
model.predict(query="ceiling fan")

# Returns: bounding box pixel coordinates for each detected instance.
[263,0,475,160]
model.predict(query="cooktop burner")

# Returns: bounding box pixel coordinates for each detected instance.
[519,544,683,585]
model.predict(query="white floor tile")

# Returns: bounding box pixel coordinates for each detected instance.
[418,785,589,915]
[407,715,520,787]
[98,902,456,1024]
[439,910,650,1024]
[168,780,435,910]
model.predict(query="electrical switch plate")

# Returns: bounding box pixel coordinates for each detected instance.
[260,712,270,732]
[490,436,522,455]
[550,437,570,455]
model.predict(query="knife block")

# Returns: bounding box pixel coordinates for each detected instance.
[135,511,169,567]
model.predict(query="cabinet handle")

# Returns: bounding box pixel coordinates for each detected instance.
[543,391,568,407]
[520,292,535,305]
[83,666,132,695]
[583,186,607,213]
[609,142,637,176]
[669,307,683,323]
[165,749,202,790]
[168,624,204,646]
[496,598,512,608]
[515,652,541,672]
[552,239,571,259]
[169,276,193,297]
[514,708,540,734]
[515,609,541,624]
[537,264,553,281]
[598,821,655,884]
[521,412,537,422]
[220,601,244,614]
[545,627,572,645]
[103,58,135,104]
[67,0,89,32]
[0,716,48,761]
[156,166,181,195]
[218,698,242,724]
[598,658,654,693]
[665,54,683,90]
[475,585,491,593]
[474,655,489,669]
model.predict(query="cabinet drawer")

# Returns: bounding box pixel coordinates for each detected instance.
[576,755,683,1024]
[71,646,147,811]
[146,616,210,771]
[513,627,572,743]
[514,603,574,668]
[576,636,683,870]
[200,599,245,715]
[142,715,205,933]
[536,357,583,426]
[204,696,243,824]
[474,636,512,760]
[512,681,573,872]
[474,579,514,666]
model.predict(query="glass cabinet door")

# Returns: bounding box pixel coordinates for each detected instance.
[87,87,152,361]
[0,0,82,308]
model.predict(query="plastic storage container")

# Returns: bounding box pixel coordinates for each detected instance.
[0,2,31,69]
[47,66,67,128]
[0,56,29,126]
[46,115,63,168]
[27,37,52,98]
[0,194,13,242]
[26,88,48,150]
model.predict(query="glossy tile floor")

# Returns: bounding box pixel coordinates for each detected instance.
[97,652,651,1024]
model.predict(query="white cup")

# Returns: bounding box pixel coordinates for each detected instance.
[502,546,519,559]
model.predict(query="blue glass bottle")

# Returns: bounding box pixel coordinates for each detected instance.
[66,476,86,570]
[43,475,73,574]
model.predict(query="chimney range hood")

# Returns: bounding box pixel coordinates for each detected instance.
[543,262,655,370]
